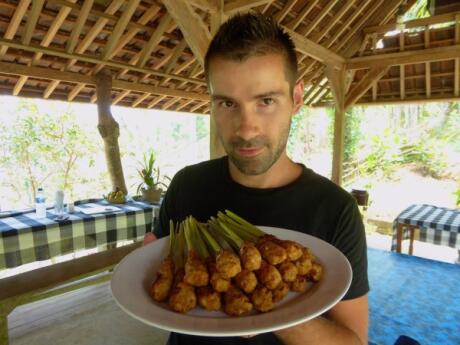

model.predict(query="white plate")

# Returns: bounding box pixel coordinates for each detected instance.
[110,226,352,337]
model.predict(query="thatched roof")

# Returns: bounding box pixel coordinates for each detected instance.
[0,0,459,114]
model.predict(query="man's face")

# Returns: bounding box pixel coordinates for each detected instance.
[208,53,303,176]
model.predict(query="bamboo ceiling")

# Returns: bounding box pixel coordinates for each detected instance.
[0,0,459,114]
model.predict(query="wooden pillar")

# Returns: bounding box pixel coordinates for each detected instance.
[326,66,347,186]
[209,0,226,159]
[96,70,127,194]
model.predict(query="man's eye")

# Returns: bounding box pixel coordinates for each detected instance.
[261,98,274,105]
[220,100,234,108]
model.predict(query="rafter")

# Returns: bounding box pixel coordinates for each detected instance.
[22,0,45,45]
[162,0,212,67]
[346,45,460,70]
[102,0,140,60]
[286,0,319,30]
[345,66,390,108]
[274,0,297,23]
[0,0,31,57]
[66,0,94,53]
[137,13,172,68]
[189,0,218,12]
[224,0,272,13]
[302,0,339,37]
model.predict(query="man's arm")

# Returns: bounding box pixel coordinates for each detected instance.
[274,294,368,345]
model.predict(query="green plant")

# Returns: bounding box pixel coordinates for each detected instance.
[136,151,169,194]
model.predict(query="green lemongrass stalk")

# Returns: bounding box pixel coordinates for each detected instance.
[208,216,244,250]
[171,221,186,271]
[216,212,257,242]
[196,221,221,255]
[187,216,210,260]
[169,220,175,254]
[224,210,265,237]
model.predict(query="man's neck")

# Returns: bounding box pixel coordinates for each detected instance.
[228,154,302,189]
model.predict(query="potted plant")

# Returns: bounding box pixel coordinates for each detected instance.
[136,151,169,203]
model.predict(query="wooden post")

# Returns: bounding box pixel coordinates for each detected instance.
[96,70,127,194]
[209,0,226,159]
[326,66,347,185]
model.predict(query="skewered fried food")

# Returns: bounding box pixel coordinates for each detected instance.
[251,286,274,312]
[290,275,308,293]
[224,286,253,316]
[150,256,174,302]
[234,269,258,294]
[197,286,221,311]
[295,248,314,275]
[258,260,282,290]
[239,242,262,271]
[216,250,241,279]
[184,250,209,287]
[208,260,231,292]
[278,261,298,283]
[272,281,290,303]
[280,240,303,261]
[169,281,197,313]
[257,240,287,265]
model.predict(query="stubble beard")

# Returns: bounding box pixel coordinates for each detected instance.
[220,119,291,176]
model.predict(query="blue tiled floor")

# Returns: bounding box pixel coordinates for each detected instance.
[368,248,460,345]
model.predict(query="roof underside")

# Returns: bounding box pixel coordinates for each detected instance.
[0,0,459,114]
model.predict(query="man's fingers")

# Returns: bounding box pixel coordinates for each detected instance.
[143,232,157,245]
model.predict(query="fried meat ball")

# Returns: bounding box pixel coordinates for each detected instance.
[234,269,258,294]
[224,286,253,316]
[208,260,231,293]
[278,261,298,283]
[309,262,323,282]
[280,240,303,261]
[184,251,209,287]
[272,281,290,303]
[150,256,174,302]
[258,260,282,290]
[251,286,274,312]
[290,275,308,293]
[257,240,287,266]
[239,242,262,271]
[197,286,221,311]
[169,282,196,313]
[216,250,241,279]
[295,249,314,275]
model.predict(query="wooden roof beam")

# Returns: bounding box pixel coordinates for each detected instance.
[346,45,460,69]
[66,0,94,54]
[137,13,172,68]
[302,0,339,37]
[224,0,273,14]
[22,0,45,45]
[286,0,319,30]
[162,0,212,67]
[0,0,31,57]
[274,0,297,23]
[284,28,345,69]
[102,0,140,60]
[188,0,219,12]
[344,66,390,109]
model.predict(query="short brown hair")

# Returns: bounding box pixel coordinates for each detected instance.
[204,12,298,93]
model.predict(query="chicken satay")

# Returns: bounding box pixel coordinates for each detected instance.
[277,261,298,283]
[208,260,231,292]
[239,242,262,271]
[169,281,197,313]
[279,240,303,261]
[150,256,174,302]
[257,260,282,290]
[216,249,241,279]
[184,250,209,287]
[234,269,258,294]
[251,286,274,313]
[257,240,287,265]
[272,281,290,303]
[223,286,253,316]
[308,262,323,282]
[197,286,221,311]
[290,275,308,293]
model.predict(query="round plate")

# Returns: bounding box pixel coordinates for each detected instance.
[110,226,352,337]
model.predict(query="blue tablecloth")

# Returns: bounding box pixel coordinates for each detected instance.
[0,199,156,269]
[368,248,460,345]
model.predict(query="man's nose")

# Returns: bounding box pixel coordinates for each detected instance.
[235,106,259,141]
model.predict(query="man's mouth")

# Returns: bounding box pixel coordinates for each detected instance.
[235,147,263,157]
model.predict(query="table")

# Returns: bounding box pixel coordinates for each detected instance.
[391,204,460,254]
[368,248,460,345]
[0,199,157,270]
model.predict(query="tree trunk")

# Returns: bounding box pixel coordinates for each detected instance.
[96,70,127,194]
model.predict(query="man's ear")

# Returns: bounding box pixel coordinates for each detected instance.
[292,80,304,114]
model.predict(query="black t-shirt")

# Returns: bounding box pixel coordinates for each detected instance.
[154,157,369,345]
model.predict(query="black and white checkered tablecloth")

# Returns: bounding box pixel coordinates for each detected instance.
[391,204,460,251]
[0,199,157,269]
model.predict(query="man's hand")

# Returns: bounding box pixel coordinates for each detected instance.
[143,232,157,245]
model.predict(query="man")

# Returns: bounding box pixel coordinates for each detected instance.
[146,12,369,345]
